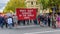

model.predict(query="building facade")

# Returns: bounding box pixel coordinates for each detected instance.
[25,0,41,16]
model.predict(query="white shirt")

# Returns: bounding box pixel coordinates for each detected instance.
[7,18,13,24]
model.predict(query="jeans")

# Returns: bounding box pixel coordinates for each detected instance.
[0,23,4,28]
[42,21,47,25]
[8,23,12,28]
[34,20,38,25]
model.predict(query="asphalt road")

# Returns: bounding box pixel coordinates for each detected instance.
[0,25,60,34]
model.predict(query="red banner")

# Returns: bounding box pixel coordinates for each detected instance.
[16,8,37,20]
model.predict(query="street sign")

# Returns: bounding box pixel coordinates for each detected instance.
[16,8,37,20]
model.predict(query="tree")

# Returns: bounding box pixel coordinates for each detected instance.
[37,0,50,9]
[38,0,60,9]
[37,0,60,13]
[3,0,26,13]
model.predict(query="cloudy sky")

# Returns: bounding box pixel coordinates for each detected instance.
[0,0,9,12]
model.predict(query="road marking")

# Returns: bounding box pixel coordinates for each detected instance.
[24,30,60,34]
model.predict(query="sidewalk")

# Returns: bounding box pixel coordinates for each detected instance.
[14,25,40,28]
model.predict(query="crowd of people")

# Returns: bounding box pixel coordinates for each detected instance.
[38,13,60,28]
[0,13,60,29]
[0,14,18,29]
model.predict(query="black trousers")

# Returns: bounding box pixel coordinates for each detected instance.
[48,21,50,27]
[5,23,8,28]
[18,20,25,25]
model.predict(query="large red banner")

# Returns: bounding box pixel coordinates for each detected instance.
[16,8,37,20]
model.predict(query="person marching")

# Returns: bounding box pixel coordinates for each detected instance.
[7,16,13,29]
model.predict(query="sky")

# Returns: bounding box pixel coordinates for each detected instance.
[0,0,9,12]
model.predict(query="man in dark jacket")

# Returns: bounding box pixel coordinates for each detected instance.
[0,16,5,28]
[48,15,51,27]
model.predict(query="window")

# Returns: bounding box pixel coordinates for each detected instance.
[36,2,38,5]
[31,2,33,5]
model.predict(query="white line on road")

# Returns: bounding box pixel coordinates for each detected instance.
[24,30,60,34]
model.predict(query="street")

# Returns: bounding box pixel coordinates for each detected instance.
[0,25,60,34]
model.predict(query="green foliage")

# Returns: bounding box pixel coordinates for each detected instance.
[37,0,50,9]
[3,0,26,13]
[38,0,60,9]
